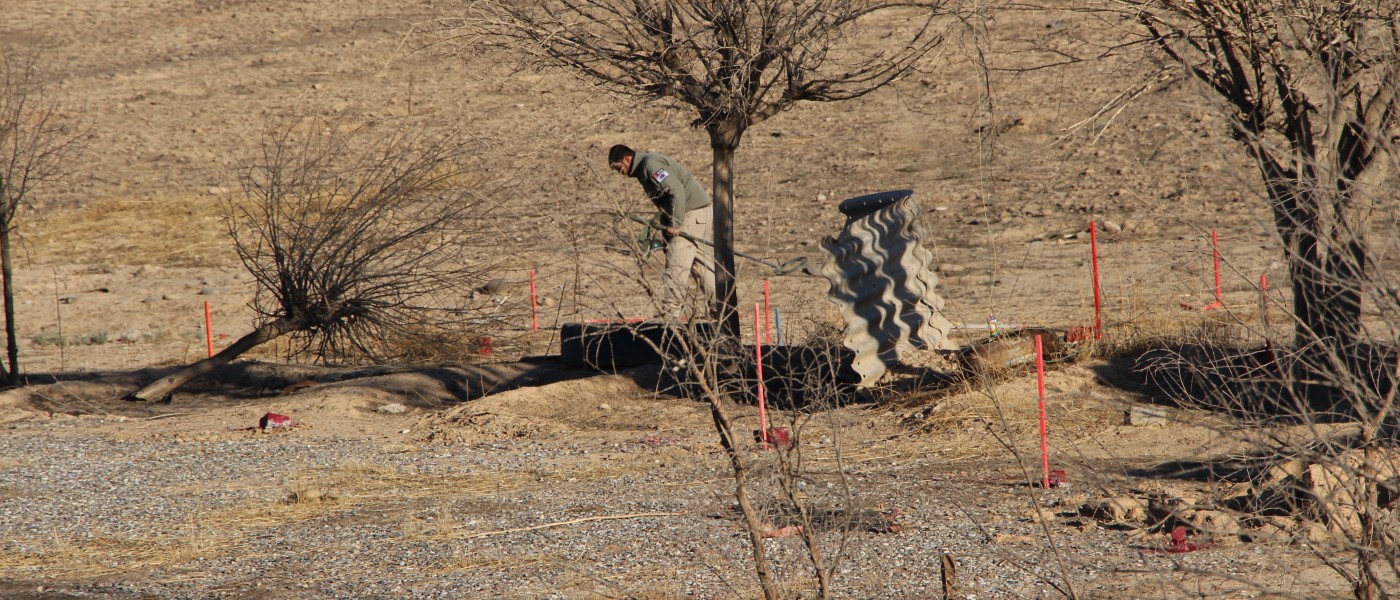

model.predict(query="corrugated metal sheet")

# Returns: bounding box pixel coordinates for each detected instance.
[819,194,955,386]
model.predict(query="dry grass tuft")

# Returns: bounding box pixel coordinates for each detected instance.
[401,503,457,540]
[0,533,217,580]
[1099,302,1267,359]
[283,483,339,505]
[28,194,235,268]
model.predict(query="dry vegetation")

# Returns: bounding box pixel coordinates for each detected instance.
[0,0,1397,598]
[26,195,230,268]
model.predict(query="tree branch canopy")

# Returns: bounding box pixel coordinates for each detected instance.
[1132,0,1400,190]
[438,0,955,130]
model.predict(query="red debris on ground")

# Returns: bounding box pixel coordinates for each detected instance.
[1166,525,1207,553]
[259,412,294,432]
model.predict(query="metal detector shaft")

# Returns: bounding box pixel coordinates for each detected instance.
[626,214,809,276]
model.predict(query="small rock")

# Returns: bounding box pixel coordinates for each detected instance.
[539,295,557,308]
[376,403,408,415]
[1125,404,1167,426]
[1082,496,1148,523]
[1183,509,1242,538]
[1218,481,1255,510]
[816,193,828,202]
[207,186,230,195]
[1299,520,1333,544]
[259,413,294,431]
[1242,515,1296,543]
[198,287,224,295]
[1101,220,1122,234]
[597,404,612,412]
[479,278,510,296]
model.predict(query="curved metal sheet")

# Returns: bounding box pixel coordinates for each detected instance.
[819,194,954,386]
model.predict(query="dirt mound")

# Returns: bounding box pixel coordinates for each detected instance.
[422,369,710,443]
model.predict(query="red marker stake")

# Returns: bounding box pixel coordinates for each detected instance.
[204,301,214,358]
[1089,221,1103,339]
[1203,230,1224,310]
[1036,334,1049,489]
[754,303,769,447]
[529,270,539,331]
[763,279,771,345]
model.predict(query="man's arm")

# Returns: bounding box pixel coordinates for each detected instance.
[642,161,686,228]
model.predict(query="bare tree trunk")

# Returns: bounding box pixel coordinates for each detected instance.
[1257,156,1368,404]
[129,317,302,402]
[706,394,779,600]
[1,224,16,387]
[708,121,744,339]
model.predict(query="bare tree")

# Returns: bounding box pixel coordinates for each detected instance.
[1049,3,1400,597]
[130,119,501,402]
[1115,0,1399,404]
[0,47,88,387]
[434,0,957,337]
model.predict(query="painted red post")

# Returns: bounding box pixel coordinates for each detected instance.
[529,270,539,331]
[1036,334,1049,489]
[204,300,214,358]
[763,279,771,345]
[1089,221,1103,339]
[754,302,769,446]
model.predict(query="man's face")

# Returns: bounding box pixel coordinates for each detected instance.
[610,155,631,176]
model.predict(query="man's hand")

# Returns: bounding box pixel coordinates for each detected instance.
[664,226,680,239]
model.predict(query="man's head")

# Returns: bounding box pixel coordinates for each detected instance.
[608,144,635,176]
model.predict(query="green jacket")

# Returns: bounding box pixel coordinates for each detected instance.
[629,152,710,227]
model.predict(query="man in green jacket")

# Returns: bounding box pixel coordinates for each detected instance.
[608,144,716,319]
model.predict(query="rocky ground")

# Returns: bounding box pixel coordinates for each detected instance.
[1,0,1396,598]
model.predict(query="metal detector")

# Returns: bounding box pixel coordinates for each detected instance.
[625,213,809,276]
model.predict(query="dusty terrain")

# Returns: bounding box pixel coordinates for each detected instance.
[1,1,1393,598]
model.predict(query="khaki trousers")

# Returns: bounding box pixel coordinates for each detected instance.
[662,204,717,318]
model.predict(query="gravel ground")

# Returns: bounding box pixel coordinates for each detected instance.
[0,403,1350,599]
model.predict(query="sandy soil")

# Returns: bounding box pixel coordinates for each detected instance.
[0,0,1393,598]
